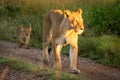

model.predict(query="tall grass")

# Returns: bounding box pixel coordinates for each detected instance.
[0,0,118,44]
[78,35,120,68]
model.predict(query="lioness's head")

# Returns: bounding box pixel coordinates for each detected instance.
[64,9,84,34]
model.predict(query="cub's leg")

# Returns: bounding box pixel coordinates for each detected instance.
[18,37,24,48]
[25,35,30,49]
[53,42,63,70]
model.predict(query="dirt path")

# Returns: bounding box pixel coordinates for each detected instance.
[0,40,120,80]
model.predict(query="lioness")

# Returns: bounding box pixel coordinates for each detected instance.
[42,9,84,74]
[16,25,32,49]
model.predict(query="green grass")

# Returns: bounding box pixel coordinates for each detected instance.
[0,56,40,72]
[0,0,119,44]
[0,56,85,80]
[78,35,120,68]
[0,0,119,42]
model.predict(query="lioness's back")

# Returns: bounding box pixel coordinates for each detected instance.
[43,9,63,25]
[43,10,64,40]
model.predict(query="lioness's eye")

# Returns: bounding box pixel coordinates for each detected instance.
[72,20,77,24]
[76,20,79,23]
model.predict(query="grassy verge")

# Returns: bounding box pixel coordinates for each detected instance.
[78,35,120,68]
[0,56,85,80]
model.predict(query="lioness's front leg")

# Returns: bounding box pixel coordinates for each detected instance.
[53,43,63,70]
[67,33,80,74]
[69,45,80,74]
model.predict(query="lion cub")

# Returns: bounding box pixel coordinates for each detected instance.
[16,25,32,49]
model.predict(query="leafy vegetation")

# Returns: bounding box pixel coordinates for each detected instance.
[0,0,120,68]
[78,35,120,68]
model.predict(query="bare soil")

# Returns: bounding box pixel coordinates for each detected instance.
[0,40,120,80]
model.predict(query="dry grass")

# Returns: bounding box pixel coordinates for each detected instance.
[0,56,85,80]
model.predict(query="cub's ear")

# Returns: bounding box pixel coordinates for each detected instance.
[64,10,71,18]
[17,25,23,32]
[19,25,23,28]
[77,8,82,14]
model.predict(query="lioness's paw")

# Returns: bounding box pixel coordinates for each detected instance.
[19,44,23,48]
[25,46,30,49]
[54,66,62,70]
[54,63,62,70]
[44,59,49,64]
[70,69,80,74]
[25,45,30,49]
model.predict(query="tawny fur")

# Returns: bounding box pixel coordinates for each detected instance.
[42,9,84,73]
[16,25,32,49]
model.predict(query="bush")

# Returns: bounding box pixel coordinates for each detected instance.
[92,1,120,35]
[79,35,120,68]
[98,35,120,67]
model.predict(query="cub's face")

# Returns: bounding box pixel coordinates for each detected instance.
[17,25,31,37]
[64,9,84,34]
[24,27,31,36]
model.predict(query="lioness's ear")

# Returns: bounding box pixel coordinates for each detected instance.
[64,10,71,18]
[77,8,82,14]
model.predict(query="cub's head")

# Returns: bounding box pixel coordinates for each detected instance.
[24,25,32,36]
[17,25,32,36]
[64,9,84,34]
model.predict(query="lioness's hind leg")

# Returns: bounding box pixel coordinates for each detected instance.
[53,43,62,70]
[43,35,52,64]
[43,43,49,64]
